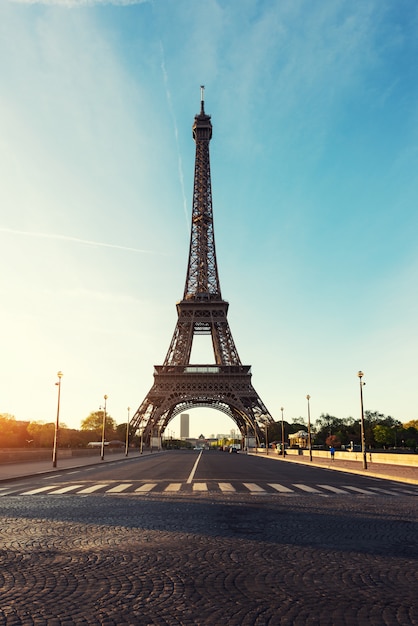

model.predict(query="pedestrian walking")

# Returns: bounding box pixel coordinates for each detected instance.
[330,446,335,460]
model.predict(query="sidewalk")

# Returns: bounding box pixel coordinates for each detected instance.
[253,450,418,485]
[0,450,146,483]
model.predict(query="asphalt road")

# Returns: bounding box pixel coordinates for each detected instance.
[1,450,418,625]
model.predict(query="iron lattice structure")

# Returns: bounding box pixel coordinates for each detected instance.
[130,89,273,443]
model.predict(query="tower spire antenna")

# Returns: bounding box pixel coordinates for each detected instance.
[200,85,205,113]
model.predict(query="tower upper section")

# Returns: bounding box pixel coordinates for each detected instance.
[183,87,221,301]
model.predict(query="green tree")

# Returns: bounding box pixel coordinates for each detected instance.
[0,414,31,447]
[402,424,418,450]
[314,414,347,447]
[364,412,401,448]
[27,421,55,447]
[59,426,92,448]
[373,424,394,448]
[290,419,307,433]
[326,417,359,448]
[80,411,117,439]
[265,421,285,443]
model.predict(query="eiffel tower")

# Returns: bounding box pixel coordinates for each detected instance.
[130,88,273,446]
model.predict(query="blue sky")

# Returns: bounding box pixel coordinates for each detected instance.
[1,0,417,438]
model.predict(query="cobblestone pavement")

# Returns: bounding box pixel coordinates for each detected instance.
[1,494,417,625]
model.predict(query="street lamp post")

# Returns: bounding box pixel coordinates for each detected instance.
[265,423,269,455]
[306,394,312,462]
[52,371,63,468]
[280,407,285,457]
[100,394,108,461]
[125,407,130,457]
[140,428,144,454]
[357,371,367,469]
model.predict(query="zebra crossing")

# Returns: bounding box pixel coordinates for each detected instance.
[1,481,417,498]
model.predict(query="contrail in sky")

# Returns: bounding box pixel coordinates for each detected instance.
[11,0,148,6]
[159,41,189,234]
[0,227,160,255]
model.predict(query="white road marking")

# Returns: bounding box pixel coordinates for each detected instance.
[12,479,410,498]
[21,486,58,495]
[368,487,400,496]
[135,483,157,492]
[106,484,132,493]
[164,483,182,492]
[48,485,83,494]
[193,483,208,491]
[218,482,236,492]
[343,486,377,495]
[77,484,109,494]
[293,484,322,493]
[392,488,418,495]
[187,449,203,484]
[243,483,266,494]
[317,485,350,494]
[268,483,294,493]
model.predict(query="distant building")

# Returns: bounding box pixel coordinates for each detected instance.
[180,413,190,439]
[288,430,308,448]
